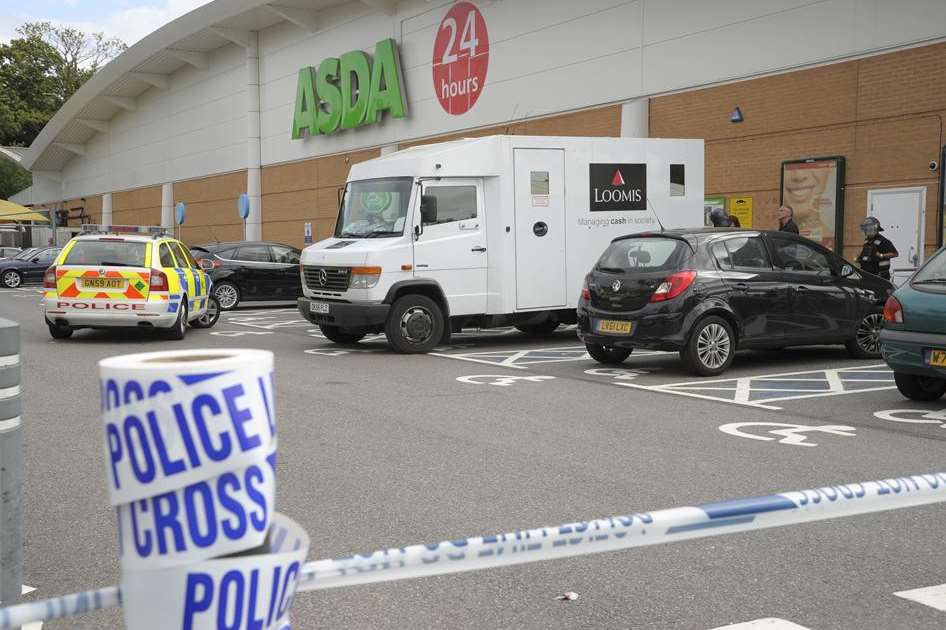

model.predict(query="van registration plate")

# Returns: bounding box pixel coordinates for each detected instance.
[309,301,329,314]
[81,278,124,290]
[596,319,633,335]
[928,349,946,367]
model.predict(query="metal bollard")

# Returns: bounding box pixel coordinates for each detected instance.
[0,319,21,611]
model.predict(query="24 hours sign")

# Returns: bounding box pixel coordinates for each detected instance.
[433,2,489,115]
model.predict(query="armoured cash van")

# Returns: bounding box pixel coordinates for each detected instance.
[298,135,704,353]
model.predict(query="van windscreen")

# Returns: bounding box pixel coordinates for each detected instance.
[597,238,688,272]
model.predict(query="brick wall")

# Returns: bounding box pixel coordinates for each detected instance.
[261,149,380,248]
[174,171,247,245]
[112,186,162,228]
[651,41,946,260]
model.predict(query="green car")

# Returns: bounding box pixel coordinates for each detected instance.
[879,247,946,400]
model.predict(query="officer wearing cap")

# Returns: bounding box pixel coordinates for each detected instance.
[857,216,898,280]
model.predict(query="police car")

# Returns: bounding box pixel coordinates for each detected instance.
[42,225,217,339]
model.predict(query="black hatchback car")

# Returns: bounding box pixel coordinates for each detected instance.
[191,241,302,310]
[577,229,893,376]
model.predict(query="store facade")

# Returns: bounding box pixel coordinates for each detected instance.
[7,0,946,271]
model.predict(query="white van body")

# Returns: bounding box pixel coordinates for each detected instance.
[298,135,704,351]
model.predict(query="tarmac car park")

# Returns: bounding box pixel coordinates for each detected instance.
[40,225,215,339]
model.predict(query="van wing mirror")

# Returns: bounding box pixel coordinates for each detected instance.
[420,194,438,224]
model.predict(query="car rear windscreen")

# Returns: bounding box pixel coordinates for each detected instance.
[597,238,689,272]
[62,240,148,267]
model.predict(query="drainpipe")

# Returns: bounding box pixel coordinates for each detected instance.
[246,31,262,241]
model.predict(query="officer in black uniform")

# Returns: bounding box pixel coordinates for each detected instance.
[709,207,734,227]
[857,216,898,280]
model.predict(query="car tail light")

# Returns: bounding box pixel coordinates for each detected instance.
[650,270,697,302]
[195,257,220,269]
[883,296,903,324]
[43,267,56,289]
[150,269,169,292]
[580,277,591,300]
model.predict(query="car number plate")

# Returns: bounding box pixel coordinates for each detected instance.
[596,319,633,335]
[310,301,329,314]
[929,349,946,367]
[81,278,124,290]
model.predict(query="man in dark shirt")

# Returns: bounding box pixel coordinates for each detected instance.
[858,217,898,280]
[777,205,799,233]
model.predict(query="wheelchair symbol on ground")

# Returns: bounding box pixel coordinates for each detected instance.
[620,364,895,410]
[584,367,658,380]
[456,375,556,387]
[719,422,857,447]
[874,408,946,427]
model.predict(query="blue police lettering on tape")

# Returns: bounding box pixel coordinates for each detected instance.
[697,495,798,519]
[665,515,755,534]
[117,457,274,565]
[101,370,276,502]
[178,372,230,386]
[182,561,300,630]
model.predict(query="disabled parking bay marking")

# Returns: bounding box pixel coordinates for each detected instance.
[456,374,556,387]
[618,364,895,410]
[873,408,946,427]
[433,345,664,370]
[718,422,857,447]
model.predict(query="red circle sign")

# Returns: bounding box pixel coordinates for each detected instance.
[432,2,489,115]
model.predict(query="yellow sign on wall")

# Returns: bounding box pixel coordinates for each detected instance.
[729,196,753,228]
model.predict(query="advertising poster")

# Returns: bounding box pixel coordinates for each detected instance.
[704,196,726,227]
[781,157,846,251]
[729,196,753,228]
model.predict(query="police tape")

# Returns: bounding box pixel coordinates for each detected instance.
[1,471,944,627]
[99,349,276,505]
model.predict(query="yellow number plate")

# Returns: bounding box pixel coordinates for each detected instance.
[597,319,633,335]
[929,349,946,367]
[82,278,124,290]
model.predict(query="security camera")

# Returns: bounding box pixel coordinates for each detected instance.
[930,160,939,172]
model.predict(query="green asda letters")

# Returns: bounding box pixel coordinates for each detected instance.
[292,38,407,140]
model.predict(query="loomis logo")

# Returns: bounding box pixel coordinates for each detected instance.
[590,163,646,212]
[433,2,489,115]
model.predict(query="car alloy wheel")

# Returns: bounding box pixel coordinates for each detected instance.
[214,283,239,309]
[400,305,434,343]
[2,271,21,288]
[855,313,883,354]
[696,322,731,370]
[195,297,219,327]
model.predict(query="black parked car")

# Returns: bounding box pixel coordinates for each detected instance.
[191,241,303,310]
[577,229,893,376]
[0,247,61,288]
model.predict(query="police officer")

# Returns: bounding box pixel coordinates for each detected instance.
[857,217,898,280]
[709,207,734,227]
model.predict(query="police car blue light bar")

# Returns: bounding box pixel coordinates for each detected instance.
[0,471,944,628]
[79,224,170,237]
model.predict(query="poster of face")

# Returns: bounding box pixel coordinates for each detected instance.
[781,157,845,251]
[704,196,726,227]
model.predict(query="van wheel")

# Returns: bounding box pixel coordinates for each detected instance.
[385,294,444,354]
[894,372,946,401]
[682,316,735,376]
[516,320,560,336]
[845,312,883,358]
[47,322,73,339]
[319,324,367,344]
[586,343,631,364]
[166,300,188,340]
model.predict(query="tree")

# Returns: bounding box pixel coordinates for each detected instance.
[0,23,126,200]
[17,22,127,104]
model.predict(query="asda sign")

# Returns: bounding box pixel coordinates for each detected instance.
[291,38,407,139]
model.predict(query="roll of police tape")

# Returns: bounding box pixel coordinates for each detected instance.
[116,445,277,569]
[121,513,308,630]
[99,349,276,505]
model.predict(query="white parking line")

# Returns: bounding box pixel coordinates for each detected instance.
[894,583,946,611]
[709,620,811,629]
[433,345,665,369]
[618,364,895,410]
